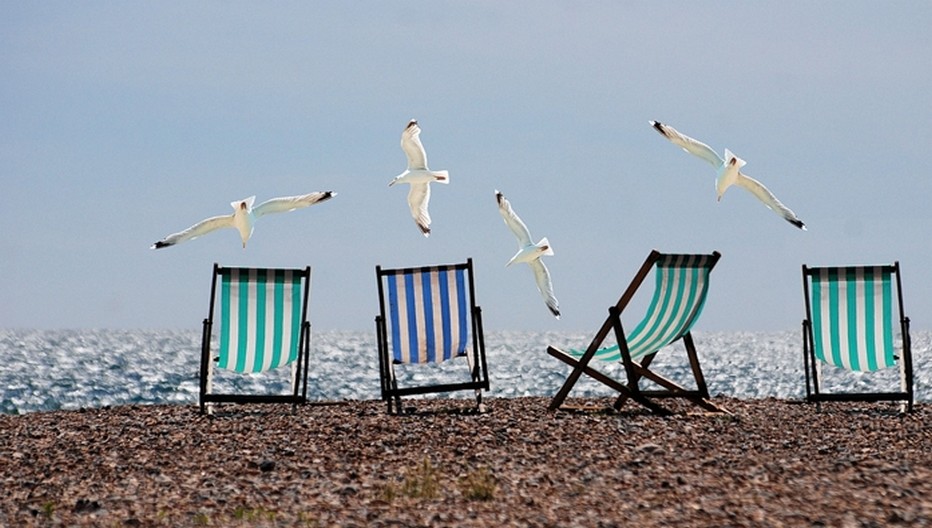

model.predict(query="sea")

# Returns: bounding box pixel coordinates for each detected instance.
[1,329,930,415]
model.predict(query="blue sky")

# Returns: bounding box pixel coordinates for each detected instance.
[2,2,931,332]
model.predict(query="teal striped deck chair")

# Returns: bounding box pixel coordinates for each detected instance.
[802,262,913,411]
[375,259,489,414]
[548,250,725,414]
[199,263,312,413]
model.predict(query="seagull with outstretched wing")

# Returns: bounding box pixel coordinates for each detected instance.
[496,190,560,319]
[650,120,806,230]
[151,191,335,249]
[389,120,449,237]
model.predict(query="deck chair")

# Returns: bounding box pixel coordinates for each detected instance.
[548,250,725,414]
[375,259,490,414]
[802,262,913,411]
[199,263,312,414]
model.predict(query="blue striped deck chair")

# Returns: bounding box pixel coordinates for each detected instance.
[548,250,726,414]
[375,259,489,414]
[802,262,913,411]
[199,263,312,413]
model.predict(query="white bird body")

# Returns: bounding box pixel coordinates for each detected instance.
[650,120,806,230]
[506,237,554,266]
[389,120,449,236]
[151,191,335,249]
[496,190,560,319]
[230,196,256,245]
[716,148,746,201]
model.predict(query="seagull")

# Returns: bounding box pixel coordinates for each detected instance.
[389,119,449,236]
[650,120,806,230]
[151,191,336,249]
[496,190,560,319]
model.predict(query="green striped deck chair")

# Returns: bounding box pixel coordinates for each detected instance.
[802,262,913,411]
[548,250,726,414]
[375,259,489,414]
[199,263,312,413]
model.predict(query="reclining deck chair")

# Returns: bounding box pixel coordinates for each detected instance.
[802,262,913,411]
[375,259,489,414]
[199,263,312,414]
[548,250,725,414]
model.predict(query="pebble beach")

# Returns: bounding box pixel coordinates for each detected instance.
[2,396,930,527]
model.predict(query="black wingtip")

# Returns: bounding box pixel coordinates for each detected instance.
[151,241,171,249]
[650,120,667,137]
[790,219,806,230]
[549,306,561,319]
[495,190,504,205]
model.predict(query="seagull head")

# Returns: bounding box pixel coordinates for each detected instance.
[230,195,256,214]
[723,149,746,170]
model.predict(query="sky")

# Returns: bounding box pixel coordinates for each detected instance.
[2,2,931,333]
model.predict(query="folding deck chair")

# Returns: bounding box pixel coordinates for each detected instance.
[375,259,490,414]
[802,262,913,411]
[199,263,312,413]
[548,250,725,414]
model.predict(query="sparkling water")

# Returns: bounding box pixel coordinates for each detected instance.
[1,329,929,414]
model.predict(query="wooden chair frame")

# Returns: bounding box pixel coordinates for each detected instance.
[548,250,725,415]
[199,263,312,414]
[375,258,489,414]
[802,262,913,411]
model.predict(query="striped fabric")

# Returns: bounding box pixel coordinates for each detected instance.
[574,254,716,362]
[384,266,470,364]
[218,268,304,373]
[808,266,896,372]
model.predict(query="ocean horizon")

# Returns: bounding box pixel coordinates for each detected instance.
[2,329,928,415]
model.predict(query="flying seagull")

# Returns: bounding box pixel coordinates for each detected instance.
[389,119,449,236]
[496,190,560,319]
[151,191,336,249]
[650,120,806,230]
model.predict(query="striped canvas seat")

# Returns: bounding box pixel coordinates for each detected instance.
[218,267,306,373]
[802,262,913,410]
[199,264,312,413]
[375,259,489,414]
[383,264,470,364]
[548,250,725,414]
[573,253,716,362]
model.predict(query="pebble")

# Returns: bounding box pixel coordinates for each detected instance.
[0,397,930,526]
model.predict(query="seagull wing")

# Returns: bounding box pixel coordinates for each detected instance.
[735,172,806,230]
[151,214,233,249]
[495,191,533,247]
[529,259,561,319]
[401,121,428,170]
[253,191,336,218]
[407,182,432,236]
[650,121,724,169]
